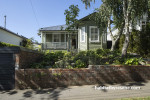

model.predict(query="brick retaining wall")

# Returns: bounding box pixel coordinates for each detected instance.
[17,50,42,69]
[15,65,150,89]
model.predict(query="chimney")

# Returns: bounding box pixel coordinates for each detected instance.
[4,15,6,28]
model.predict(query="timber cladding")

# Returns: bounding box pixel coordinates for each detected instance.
[15,65,150,89]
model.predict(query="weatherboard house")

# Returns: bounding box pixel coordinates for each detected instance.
[39,13,107,51]
[0,26,27,46]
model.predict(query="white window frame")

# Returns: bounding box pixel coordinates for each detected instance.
[52,33,61,42]
[89,26,99,42]
[80,27,85,42]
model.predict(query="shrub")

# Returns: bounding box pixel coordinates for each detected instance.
[0,42,18,47]
[30,48,146,69]
[75,59,86,68]
[73,51,89,67]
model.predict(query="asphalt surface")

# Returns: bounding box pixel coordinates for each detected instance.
[0,81,150,100]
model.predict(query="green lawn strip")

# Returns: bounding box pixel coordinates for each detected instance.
[117,96,150,100]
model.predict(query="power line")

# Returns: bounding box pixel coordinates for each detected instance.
[29,0,40,28]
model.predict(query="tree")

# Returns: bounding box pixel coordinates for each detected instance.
[64,5,80,51]
[64,5,80,31]
[81,0,150,56]
[121,0,149,56]
[82,1,125,51]
[119,23,150,57]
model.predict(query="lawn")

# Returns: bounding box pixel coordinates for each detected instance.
[118,96,150,100]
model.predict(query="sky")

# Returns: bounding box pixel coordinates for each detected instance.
[0,0,102,43]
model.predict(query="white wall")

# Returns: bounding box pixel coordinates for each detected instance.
[0,29,23,46]
[107,29,119,41]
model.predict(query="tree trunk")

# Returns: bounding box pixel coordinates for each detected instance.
[111,39,119,51]
[122,16,130,57]
[121,0,130,57]
[109,19,125,51]
[121,32,129,56]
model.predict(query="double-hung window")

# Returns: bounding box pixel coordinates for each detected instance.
[80,27,85,42]
[89,26,99,42]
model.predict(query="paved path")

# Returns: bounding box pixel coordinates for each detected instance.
[0,81,150,100]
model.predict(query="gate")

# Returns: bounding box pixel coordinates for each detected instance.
[0,53,15,90]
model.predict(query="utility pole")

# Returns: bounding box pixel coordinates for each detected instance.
[4,15,6,28]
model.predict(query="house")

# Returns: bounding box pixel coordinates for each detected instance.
[39,13,107,51]
[32,42,41,51]
[0,26,27,46]
[107,13,150,39]
[39,25,77,51]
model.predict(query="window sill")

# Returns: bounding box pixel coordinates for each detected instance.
[89,41,100,44]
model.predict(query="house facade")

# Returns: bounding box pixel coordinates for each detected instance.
[0,26,27,46]
[39,25,78,51]
[39,13,107,51]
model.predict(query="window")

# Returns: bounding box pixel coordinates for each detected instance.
[80,27,85,42]
[89,26,99,42]
[53,34,61,42]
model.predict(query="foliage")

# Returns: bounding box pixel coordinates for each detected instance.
[75,59,86,68]
[119,23,150,57]
[124,58,140,65]
[30,48,146,69]
[24,39,33,49]
[23,37,40,50]
[30,51,65,69]
[113,56,145,65]
[73,51,88,67]
[64,5,80,31]
[0,42,18,47]
[81,0,150,56]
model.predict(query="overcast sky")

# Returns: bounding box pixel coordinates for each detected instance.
[0,0,102,42]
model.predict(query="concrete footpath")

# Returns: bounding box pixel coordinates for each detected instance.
[0,81,150,100]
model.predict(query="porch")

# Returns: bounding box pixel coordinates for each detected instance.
[44,42,67,49]
[42,32,77,50]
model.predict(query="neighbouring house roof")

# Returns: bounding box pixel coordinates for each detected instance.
[0,26,27,39]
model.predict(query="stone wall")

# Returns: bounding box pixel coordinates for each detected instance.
[15,65,150,89]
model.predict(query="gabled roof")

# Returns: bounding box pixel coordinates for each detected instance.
[39,13,96,32]
[0,26,27,39]
[78,12,96,21]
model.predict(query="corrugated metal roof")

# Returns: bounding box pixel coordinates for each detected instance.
[39,25,70,31]
[0,26,27,39]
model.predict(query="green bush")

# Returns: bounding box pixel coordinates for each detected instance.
[124,58,139,65]
[0,42,18,47]
[96,48,111,57]
[113,57,145,65]
[75,59,86,68]
[73,51,89,67]
[30,48,146,69]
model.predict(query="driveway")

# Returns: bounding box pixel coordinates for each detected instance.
[0,81,150,100]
